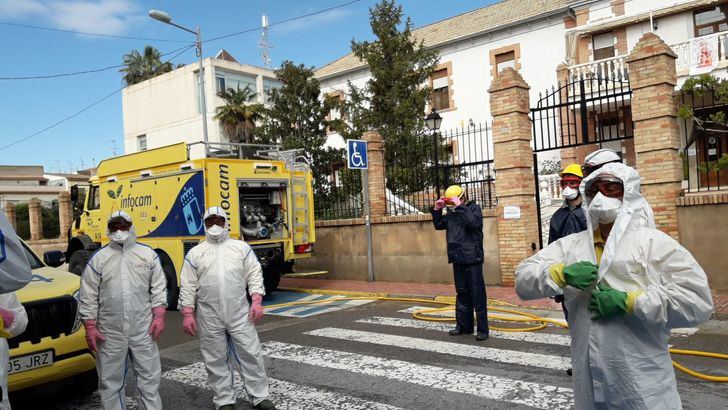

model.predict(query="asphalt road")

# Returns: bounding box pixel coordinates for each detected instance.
[9,293,728,409]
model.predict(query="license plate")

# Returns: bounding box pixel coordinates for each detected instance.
[8,351,53,374]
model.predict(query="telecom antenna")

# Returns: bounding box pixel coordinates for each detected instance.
[259,14,272,68]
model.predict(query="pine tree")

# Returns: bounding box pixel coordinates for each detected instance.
[258,61,350,211]
[333,0,439,198]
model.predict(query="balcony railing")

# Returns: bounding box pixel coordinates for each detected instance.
[671,31,728,75]
[568,55,629,83]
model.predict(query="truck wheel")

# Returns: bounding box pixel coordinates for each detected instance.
[264,269,281,294]
[157,252,179,311]
[68,250,91,276]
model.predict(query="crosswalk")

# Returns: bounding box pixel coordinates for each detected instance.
[263,292,374,317]
[159,302,577,409]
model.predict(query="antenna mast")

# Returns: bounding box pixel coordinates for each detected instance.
[259,14,272,68]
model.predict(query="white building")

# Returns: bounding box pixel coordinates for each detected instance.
[315,0,728,162]
[122,50,280,158]
[0,166,64,211]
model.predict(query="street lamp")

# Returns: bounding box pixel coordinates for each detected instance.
[425,108,442,131]
[149,9,209,156]
[425,108,443,197]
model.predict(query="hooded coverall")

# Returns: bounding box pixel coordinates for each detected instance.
[515,163,713,409]
[0,292,27,410]
[79,212,167,410]
[179,208,270,408]
[431,201,488,336]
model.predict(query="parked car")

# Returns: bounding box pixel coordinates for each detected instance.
[7,242,96,393]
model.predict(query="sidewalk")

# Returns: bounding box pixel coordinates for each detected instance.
[279,277,728,319]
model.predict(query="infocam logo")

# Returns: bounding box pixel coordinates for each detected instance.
[120,194,153,208]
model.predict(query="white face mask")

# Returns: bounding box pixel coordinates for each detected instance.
[109,230,130,244]
[588,193,622,224]
[206,224,225,240]
[561,187,579,200]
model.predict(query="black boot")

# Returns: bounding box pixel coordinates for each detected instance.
[255,399,277,410]
[448,326,471,336]
[475,311,489,341]
[475,331,489,341]
[566,368,573,376]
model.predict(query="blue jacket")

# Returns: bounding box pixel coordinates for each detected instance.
[431,201,484,265]
[547,201,587,245]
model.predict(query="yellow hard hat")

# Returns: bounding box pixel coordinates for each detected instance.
[560,163,583,178]
[444,185,464,199]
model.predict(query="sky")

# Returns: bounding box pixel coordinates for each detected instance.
[0,0,497,173]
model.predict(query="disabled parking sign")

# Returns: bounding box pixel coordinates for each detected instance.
[347,139,368,170]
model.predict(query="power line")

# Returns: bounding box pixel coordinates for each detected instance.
[0,44,193,80]
[0,44,195,152]
[0,21,187,43]
[204,0,363,43]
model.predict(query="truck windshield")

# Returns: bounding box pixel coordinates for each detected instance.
[20,242,44,270]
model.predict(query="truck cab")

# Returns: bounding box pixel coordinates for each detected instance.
[65,142,317,308]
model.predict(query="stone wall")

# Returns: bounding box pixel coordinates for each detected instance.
[297,212,502,285]
[677,195,728,292]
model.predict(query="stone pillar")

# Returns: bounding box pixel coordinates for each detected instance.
[4,203,16,231]
[363,130,387,217]
[58,191,73,239]
[626,33,682,239]
[28,198,43,241]
[489,68,540,285]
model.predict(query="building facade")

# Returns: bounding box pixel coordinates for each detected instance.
[0,166,64,211]
[122,50,280,158]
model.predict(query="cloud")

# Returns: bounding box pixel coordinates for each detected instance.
[272,8,352,34]
[0,0,141,36]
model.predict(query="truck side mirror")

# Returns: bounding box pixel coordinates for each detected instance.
[70,185,79,203]
[43,250,66,268]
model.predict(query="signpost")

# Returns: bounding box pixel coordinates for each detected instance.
[347,140,374,282]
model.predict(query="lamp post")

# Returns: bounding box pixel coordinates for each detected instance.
[149,10,209,156]
[425,108,443,197]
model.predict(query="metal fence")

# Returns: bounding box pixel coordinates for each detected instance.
[678,88,728,192]
[314,166,363,220]
[386,122,496,215]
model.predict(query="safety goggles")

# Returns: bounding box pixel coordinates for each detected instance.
[204,215,226,228]
[108,218,131,231]
[585,176,624,198]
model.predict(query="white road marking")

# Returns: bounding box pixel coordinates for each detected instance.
[356,316,572,346]
[265,295,374,317]
[262,341,574,409]
[306,327,570,371]
[163,362,401,409]
[670,327,699,337]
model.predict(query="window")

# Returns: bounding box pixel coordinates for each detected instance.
[593,32,615,61]
[87,185,100,210]
[694,5,728,36]
[263,78,282,104]
[495,51,516,73]
[137,135,147,151]
[431,68,450,111]
[326,92,345,134]
[216,75,225,92]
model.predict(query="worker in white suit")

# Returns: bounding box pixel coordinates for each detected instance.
[515,162,713,409]
[179,206,275,410]
[79,211,167,410]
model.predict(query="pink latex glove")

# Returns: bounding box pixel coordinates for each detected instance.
[249,294,264,323]
[434,198,446,211]
[0,307,15,329]
[181,307,197,337]
[83,320,106,352]
[148,306,166,341]
[450,196,462,207]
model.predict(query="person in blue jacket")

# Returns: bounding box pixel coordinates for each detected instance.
[548,164,587,245]
[431,185,488,341]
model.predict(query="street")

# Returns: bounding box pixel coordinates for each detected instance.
[9,291,728,409]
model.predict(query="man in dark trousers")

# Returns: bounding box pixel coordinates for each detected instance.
[431,185,489,341]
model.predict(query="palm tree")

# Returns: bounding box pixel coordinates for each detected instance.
[120,46,175,86]
[214,85,265,143]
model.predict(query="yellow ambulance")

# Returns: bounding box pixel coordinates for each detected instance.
[64,142,317,308]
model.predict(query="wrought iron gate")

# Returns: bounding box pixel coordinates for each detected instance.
[530,75,633,247]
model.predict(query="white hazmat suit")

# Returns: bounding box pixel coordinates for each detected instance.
[516,163,713,409]
[79,211,167,410]
[179,207,270,409]
[0,292,27,410]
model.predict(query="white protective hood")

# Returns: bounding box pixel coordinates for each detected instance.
[203,206,231,243]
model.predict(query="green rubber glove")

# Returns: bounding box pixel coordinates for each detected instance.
[563,261,599,289]
[589,283,628,320]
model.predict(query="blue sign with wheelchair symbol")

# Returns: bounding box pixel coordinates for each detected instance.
[347,140,368,170]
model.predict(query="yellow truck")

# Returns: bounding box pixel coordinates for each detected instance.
[65,142,316,308]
